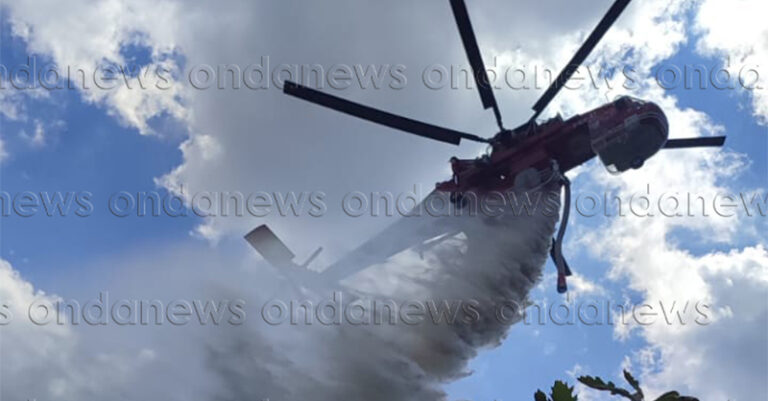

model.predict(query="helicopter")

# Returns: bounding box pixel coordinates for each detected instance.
[248,0,726,293]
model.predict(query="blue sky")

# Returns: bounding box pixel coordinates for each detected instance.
[1,1,766,400]
[0,19,196,289]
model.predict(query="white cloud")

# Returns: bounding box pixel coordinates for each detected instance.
[19,119,45,147]
[567,273,607,299]
[0,89,25,120]
[0,259,157,400]
[3,0,188,135]
[611,246,768,400]
[0,85,50,121]
[0,137,8,162]
[18,118,66,148]
[694,0,768,124]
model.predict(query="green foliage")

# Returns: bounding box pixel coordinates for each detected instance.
[623,370,643,397]
[533,380,577,401]
[654,392,683,401]
[535,370,699,401]
[551,381,577,401]
[578,372,636,400]
[652,392,699,401]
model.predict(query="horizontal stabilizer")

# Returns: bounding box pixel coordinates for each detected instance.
[663,136,726,149]
[245,225,324,271]
[245,225,296,268]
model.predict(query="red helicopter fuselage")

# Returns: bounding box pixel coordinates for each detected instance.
[436,96,669,194]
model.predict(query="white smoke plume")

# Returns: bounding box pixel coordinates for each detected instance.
[204,181,562,401]
[1,182,560,400]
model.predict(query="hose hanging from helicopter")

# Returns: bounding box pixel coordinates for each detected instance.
[550,173,573,293]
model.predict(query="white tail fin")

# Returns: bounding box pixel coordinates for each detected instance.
[245,225,322,270]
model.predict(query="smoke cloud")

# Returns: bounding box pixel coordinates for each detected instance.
[0,182,560,400]
[205,181,561,401]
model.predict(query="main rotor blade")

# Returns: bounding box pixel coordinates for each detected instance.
[450,0,504,130]
[531,0,632,119]
[663,136,726,149]
[283,81,488,145]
